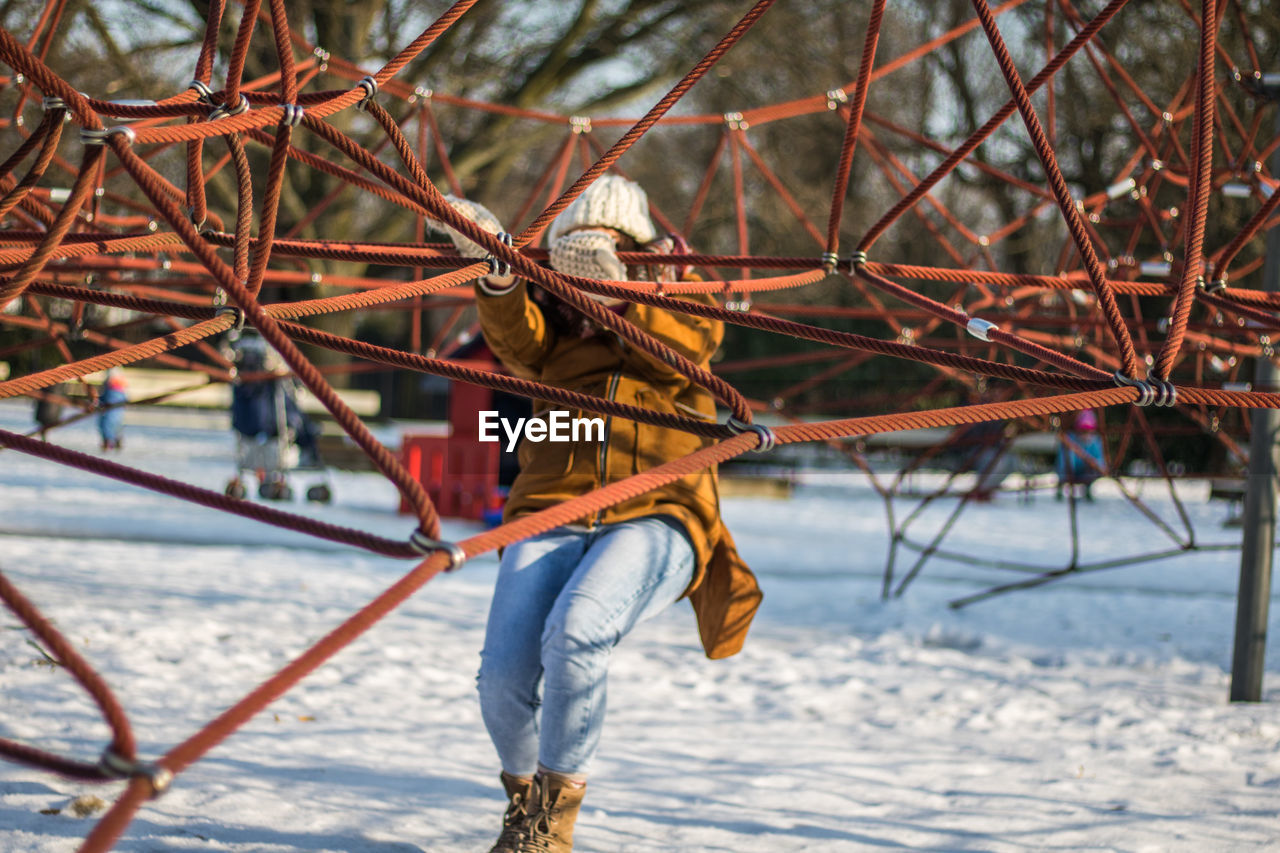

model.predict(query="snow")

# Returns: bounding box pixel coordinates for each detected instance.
[2,399,1279,852]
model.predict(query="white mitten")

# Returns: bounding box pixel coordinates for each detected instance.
[549,229,627,305]
[435,195,504,259]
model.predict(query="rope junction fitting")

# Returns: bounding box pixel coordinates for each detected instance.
[356,76,378,110]
[1113,371,1177,407]
[80,126,135,146]
[726,417,777,453]
[188,80,214,103]
[278,104,305,127]
[99,749,173,798]
[215,305,246,332]
[208,94,250,121]
[408,530,467,571]
[965,318,999,342]
[486,232,514,279]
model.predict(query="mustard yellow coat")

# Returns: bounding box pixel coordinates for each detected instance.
[475,282,761,658]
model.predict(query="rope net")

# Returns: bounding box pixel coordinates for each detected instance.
[0,0,1277,848]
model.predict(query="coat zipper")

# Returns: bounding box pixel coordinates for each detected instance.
[590,370,621,528]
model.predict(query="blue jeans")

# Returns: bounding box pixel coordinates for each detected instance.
[477,515,696,777]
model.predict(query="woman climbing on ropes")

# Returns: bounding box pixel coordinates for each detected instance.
[437,175,762,853]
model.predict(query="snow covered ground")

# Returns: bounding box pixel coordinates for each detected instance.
[1,399,1279,852]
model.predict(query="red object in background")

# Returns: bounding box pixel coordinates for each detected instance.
[398,434,500,520]
[398,374,503,520]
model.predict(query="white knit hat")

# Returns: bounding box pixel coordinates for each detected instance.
[547,175,657,245]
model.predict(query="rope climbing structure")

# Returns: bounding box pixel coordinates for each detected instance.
[0,0,1278,849]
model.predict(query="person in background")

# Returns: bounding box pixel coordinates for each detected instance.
[33,381,67,441]
[960,416,1014,502]
[97,369,128,451]
[437,176,761,853]
[1055,408,1105,501]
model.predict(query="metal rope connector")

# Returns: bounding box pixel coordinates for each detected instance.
[187,205,210,236]
[1199,275,1228,295]
[99,749,173,798]
[726,417,777,453]
[188,80,215,103]
[826,88,849,110]
[81,125,136,146]
[278,104,305,127]
[1149,376,1178,407]
[486,231,514,279]
[208,94,250,121]
[569,115,592,134]
[40,96,65,111]
[1113,371,1154,406]
[849,249,868,267]
[408,530,467,571]
[965,317,999,342]
[1113,371,1176,407]
[820,250,839,271]
[356,76,379,111]
[215,305,246,333]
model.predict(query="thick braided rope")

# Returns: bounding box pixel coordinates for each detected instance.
[0,146,106,311]
[970,0,1140,380]
[0,428,422,558]
[101,133,442,538]
[283,108,758,423]
[824,0,886,259]
[1211,184,1280,286]
[0,3,1276,848]
[78,430,759,853]
[540,267,1114,390]
[65,378,1280,850]
[1153,0,1218,380]
[856,0,1131,255]
[0,569,137,777]
[0,106,66,219]
[276,320,732,439]
[515,0,780,247]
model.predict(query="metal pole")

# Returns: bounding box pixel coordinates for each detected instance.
[1230,83,1280,703]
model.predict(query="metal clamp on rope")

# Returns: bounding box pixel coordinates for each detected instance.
[966,317,999,342]
[99,749,173,798]
[408,530,467,571]
[208,94,250,121]
[1199,275,1228,295]
[188,80,215,103]
[356,76,379,111]
[187,205,212,236]
[1113,371,1156,407]
[278,104,305,127]
[820,250,840,272]
[1149,376,1177,407]
[81,125,136,146]
[726,417,777,453]
[849,250,868,268]
[826,88,849,110]
[41,96,65,111]
[215,305,246,333]
[486,232,514,279]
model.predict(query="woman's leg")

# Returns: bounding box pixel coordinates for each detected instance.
[537,515,696,777]
[477,528,589,777]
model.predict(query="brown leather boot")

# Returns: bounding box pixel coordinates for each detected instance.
[488,772,534,853]
[515,772,586,852]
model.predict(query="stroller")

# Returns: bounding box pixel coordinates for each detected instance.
[224,331,332,503]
